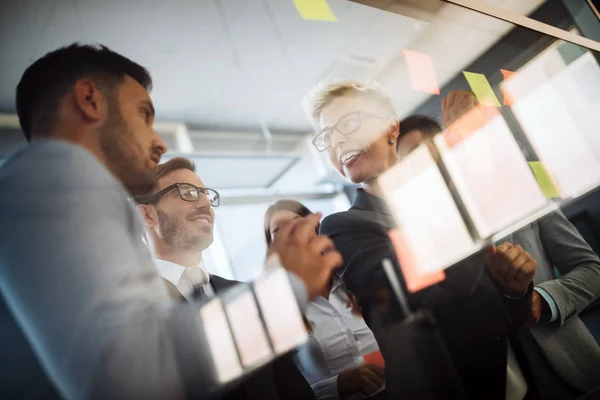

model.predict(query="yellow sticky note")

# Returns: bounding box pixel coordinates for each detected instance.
[529,161,560,199]
[293,0,337,22]
[463,71,502,107]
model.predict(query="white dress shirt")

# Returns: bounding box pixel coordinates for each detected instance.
[154,258,215,301]
[294,277,382,399]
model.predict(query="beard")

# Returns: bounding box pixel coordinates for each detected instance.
[98,99,155,197]
[156,207,214,251]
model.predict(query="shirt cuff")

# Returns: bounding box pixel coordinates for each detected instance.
[534,287,559,323]
[265,254,308,313]
[311,374,340,399]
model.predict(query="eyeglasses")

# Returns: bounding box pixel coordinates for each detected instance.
[312,110,388,152]
[136,183,220,207]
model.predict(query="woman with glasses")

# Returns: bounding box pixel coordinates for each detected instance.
[265,200,387,400]
[302,81,536,400]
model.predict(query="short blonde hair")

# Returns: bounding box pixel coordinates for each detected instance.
[302,80,397,125]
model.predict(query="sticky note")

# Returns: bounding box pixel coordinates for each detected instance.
[389,229,446,293]
[403,49,440,95]
[199,298,243,383]
[500,69,515,106]
[225,290,273,368]
[529,161,560,199]
[463,71,502,107]
[293,0,337,22]
[254,267,308,354]
[364,350,385,368]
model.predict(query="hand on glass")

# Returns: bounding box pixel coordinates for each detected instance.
[268,213,342,299]
[486,242,537,297]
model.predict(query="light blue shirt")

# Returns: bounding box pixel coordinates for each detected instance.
[294,278,381,399]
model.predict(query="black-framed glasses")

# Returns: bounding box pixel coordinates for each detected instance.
[312,110,388,152]
[136,183,220,207]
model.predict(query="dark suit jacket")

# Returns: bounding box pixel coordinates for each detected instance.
[319,189,533,400]
[163,275,316,400]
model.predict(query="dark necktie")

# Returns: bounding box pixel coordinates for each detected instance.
[192,284,207,300]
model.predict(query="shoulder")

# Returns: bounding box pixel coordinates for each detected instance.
[320,209,385,236]
[321,209,362,232]
[0,140,130,219]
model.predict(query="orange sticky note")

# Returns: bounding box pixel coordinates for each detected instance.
[364,350,385,368]
[500,69,515,106]
[403,49,440,95]
[293,0,337,22]
[388,229,446,293]
[463,71,501,107]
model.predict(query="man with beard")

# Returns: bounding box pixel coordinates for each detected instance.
[137,157,318,400]
[0,44,342,399]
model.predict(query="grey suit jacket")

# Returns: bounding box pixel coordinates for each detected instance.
[0,139,307,399]
[505,210,600,392]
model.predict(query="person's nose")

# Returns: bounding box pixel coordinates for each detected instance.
[194,193,212,209]
[153,131,167,155]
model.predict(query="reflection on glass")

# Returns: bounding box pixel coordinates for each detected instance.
[503,40,600,199]
[199,298,243,384]
[225,290,273,368]
[436,111,549,238]
[378,144,479,291]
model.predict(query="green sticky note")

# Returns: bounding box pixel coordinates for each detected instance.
[293,0,338,22]
[463,71,502,107]
[529,161,560,199]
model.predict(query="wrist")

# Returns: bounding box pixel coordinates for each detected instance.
[504,287,528,299]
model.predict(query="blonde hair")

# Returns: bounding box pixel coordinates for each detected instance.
[302,80,397,125]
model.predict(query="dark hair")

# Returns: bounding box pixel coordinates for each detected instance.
[134,157,196,203]
[398,115,442,139]
[264,200,313,246]
[16,43,152,141]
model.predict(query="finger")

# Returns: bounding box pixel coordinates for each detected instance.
[322,250,343,270]
[309,236,335,254]
[364,364,385,378]
[271,217,302,250]
[292,213,322,244]
[518,260,537,281]
[360,379,380,397]
[363,367,385,387]
[503,244,523,265]
[361,371,383,394]
[496,242,513,253]
[504,254,529,282]
[488,251,510,278]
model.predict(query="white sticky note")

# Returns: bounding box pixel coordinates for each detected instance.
[225,290,273,368]
[199,298,243,384]
[254,268,308,354]
[378,145,480,287]
[435,114,549,238]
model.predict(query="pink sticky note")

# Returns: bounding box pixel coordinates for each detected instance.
[364,350,385,368]
[388,228,446,293]
[403,49,440,95]
[500,69,515,106]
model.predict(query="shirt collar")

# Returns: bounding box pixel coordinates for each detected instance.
[353,188,392,215]
[153,258,210,287]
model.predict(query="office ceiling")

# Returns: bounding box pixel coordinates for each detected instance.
[0,0,544,134]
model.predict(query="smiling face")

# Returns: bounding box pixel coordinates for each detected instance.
[147,168,215,251]
[319,94,399,186]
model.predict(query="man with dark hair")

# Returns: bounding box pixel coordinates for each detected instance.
[0,43,342,399]
[137,157,317,400]
[397,114,442,159]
